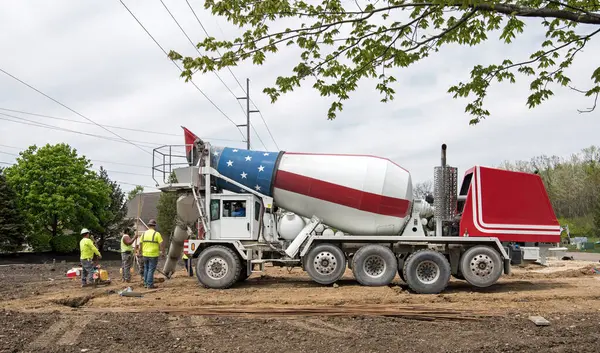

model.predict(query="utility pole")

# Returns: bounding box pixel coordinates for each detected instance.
[236,78,259,150]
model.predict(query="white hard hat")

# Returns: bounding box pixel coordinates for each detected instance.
[80,228,90,235]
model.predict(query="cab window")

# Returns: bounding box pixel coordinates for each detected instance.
[254,201,261,221]
[210,199,220,221]
[223,200,246,218]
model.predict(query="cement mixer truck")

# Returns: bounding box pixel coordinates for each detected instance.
[152,127,564,294]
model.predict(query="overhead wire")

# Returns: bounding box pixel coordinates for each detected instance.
[118,0,246,140]
[184,0,279,150]
[2,148,149,169]
[0,67,153,156]
[0,107,243,143]
[159,0,246,115]
[0,113,160,149]
[159,0,267,150]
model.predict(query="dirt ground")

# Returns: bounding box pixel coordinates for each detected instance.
[1,258,600,352]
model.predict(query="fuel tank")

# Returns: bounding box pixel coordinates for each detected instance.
[209,146,412,235]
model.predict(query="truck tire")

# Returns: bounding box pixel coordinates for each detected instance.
[397,256,407,283]
[352,245,397,286]
[237,264,250,282]
[459,245,503,288]
[305,243,346,285]
[195,245,241,289]
[403,249,451,294]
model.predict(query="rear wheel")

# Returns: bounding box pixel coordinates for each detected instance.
[195,246,241,289]
[305,243,346,285]
[238,264,251,282]
[352,245,397,286]
[403,249,451,294]
[397,254,408,283]
[459,245,503,288]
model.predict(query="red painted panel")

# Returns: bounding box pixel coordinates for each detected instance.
[477,167,558,226]
[274,170,411,218]
[460,166,561,243]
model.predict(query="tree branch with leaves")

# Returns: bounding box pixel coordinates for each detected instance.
[169,0,600,123]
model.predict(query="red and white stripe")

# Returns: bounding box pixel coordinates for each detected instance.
[272,152,412,235]
[183,240,190,255]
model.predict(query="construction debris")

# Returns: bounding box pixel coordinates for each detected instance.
[529,316,550,326]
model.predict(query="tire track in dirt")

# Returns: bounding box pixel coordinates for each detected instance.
[283,318,357,337]
[28,317,71,349]
[168,315,215,337]
[56,315,92,345]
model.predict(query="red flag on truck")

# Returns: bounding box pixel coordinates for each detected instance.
[182,126,200,165]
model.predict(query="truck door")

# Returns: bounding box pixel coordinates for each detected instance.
[252,197,262,239]
[220,199,252,240]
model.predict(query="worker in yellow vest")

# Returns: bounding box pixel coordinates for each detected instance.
[140,219,164,288]
[79,228,101,287]
[120,228,138,283]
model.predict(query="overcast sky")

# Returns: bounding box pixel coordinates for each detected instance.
[1,1,599,194]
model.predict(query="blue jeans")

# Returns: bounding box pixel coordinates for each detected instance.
[143,256,158,287]
[81,259,94,285]
[184,258,194,276]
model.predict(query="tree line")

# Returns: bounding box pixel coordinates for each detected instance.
[0,143,131,253]
[499,146,600,238]
[414,145,600,238]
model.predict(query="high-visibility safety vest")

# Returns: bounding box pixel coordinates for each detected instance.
[80,237,100,260]
[121,234,133,253]
[182,253,188,260]
[141,229,163,258]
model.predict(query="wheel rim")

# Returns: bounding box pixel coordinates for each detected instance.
[313,251,338,275]
[468,254,494,278]
[363,255,386,278]
[206,256,229,280]
[416,260,440,284]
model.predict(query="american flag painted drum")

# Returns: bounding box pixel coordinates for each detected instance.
[210,147,413,235]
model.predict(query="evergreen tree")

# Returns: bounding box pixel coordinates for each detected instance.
[0,169,27,252]
[157,173,179,246]
[92,167,132,251]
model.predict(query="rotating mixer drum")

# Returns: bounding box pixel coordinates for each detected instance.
[211,147,413,235]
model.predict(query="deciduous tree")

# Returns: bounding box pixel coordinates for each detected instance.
[170,0,600,123]
[3,144,111,240]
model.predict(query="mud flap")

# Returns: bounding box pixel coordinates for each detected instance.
[503,258,511,275]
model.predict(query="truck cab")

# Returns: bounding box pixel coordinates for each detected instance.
[209,194,263,241]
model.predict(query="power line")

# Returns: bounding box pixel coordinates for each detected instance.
[101,169,151,177]
[159,0,246,116]
[251,125,267,150]
[116,180,159,189]
[0,113,159,149]
[184,0,245,94]
[0,107,243,143]
[0,67,152,156]
[118,0,246,140]
[254,109,280,150]
[2,148,149,169]
[183,0,280,150]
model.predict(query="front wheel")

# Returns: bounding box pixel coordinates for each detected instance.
[304,243,346,285]
[459,245,503,288]
[195,245,241,289]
